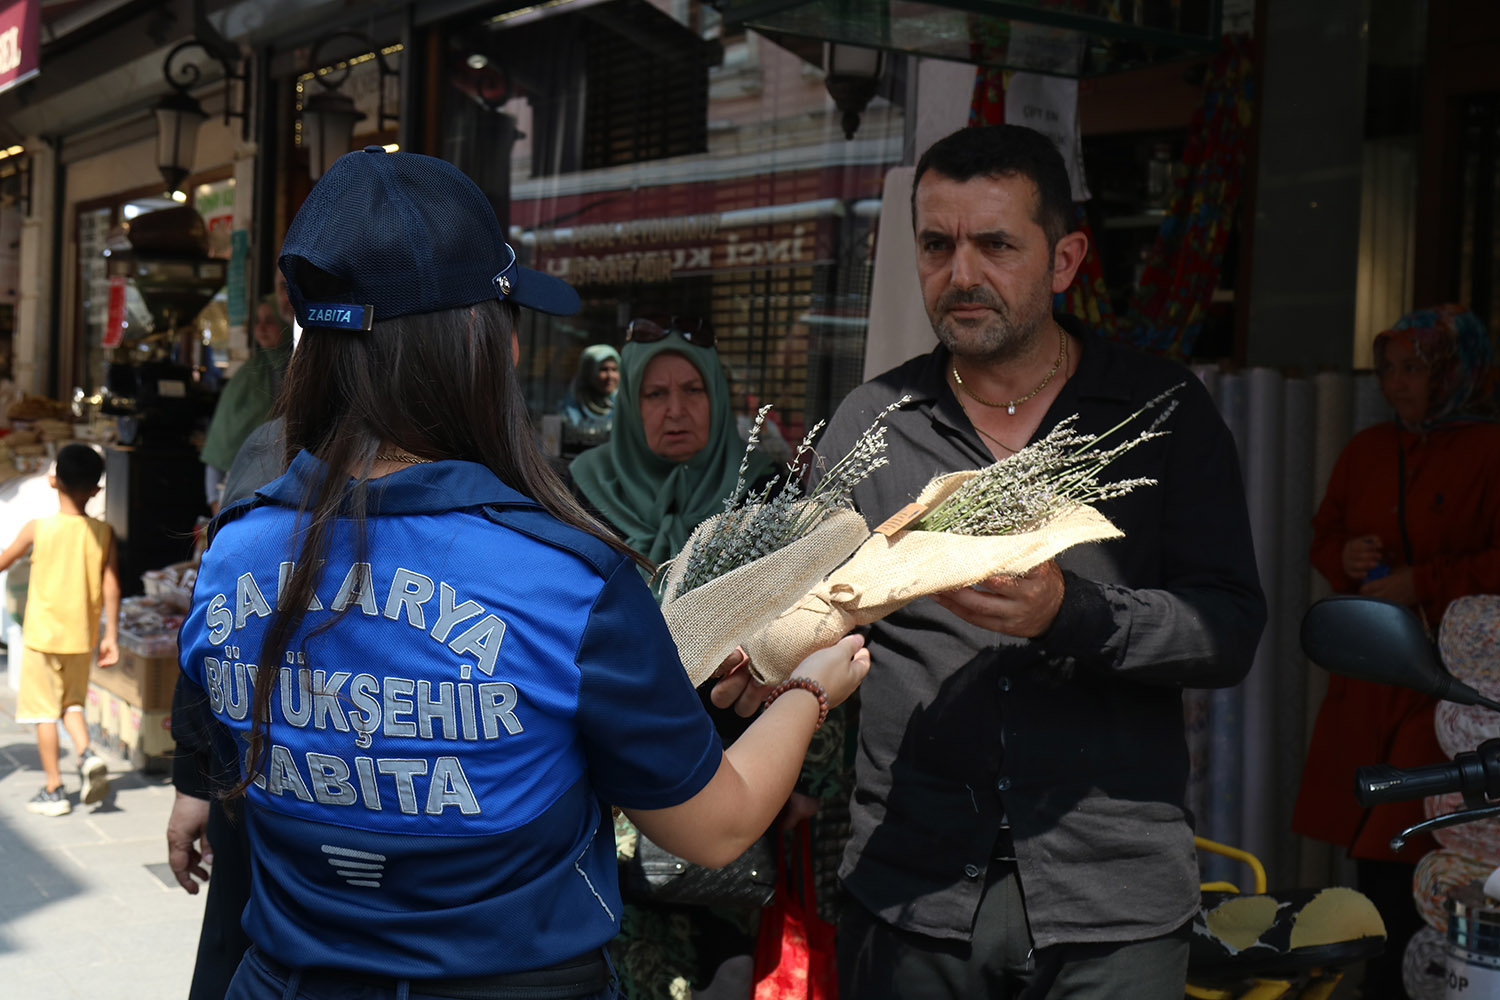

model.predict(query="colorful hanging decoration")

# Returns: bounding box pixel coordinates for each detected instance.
[965,34,1257,361]
[1121,35,1255,358]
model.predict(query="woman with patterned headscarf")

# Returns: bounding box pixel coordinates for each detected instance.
[1293,305,1500,1000]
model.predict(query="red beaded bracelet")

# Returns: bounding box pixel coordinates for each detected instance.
[763,676,830,731]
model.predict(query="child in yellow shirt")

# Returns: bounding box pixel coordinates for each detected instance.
[0,444,120,815]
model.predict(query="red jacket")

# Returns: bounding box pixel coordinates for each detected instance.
[1293,420,1500,860]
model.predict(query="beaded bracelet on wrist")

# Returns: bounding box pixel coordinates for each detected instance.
[762,676,830,731]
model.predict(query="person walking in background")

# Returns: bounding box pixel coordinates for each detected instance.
[170,147,869,1000]
[559,343,621,455]
[200,275,293,511]
[811,123,1264,998]
[0,443,120,816]
[1294,304,1500,1000]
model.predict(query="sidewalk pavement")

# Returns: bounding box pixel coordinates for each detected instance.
[0,656,205,999]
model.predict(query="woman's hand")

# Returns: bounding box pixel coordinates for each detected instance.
[1360,565,1418,606]
[779,792,820,831]
[1342,535,1384,581]
[788,633,870,709]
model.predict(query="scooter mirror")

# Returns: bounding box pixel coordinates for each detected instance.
[1301,596,1500,711]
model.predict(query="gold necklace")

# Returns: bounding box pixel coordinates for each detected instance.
[375,450,432,464]
[952,326,1067,415]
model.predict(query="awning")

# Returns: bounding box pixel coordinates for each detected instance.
[708,0,1223,78]
[510,197,847,248]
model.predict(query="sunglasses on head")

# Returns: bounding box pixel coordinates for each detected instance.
[625,316,715,348]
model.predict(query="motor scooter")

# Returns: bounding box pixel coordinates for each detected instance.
[1300,596,1500,997]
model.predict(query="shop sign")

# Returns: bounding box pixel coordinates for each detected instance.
[1004,71,1091,202]
[103,275,126,349]
[195,178,236,259]
[0,0,40,97]
[225,229,248,329]
[532,214,834,286]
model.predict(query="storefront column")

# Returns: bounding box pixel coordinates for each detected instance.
[225,138,259,368]
[14,135,55,396]
[1243,0,1368,370]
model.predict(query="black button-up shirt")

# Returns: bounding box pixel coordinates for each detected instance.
[817,316,1265,948]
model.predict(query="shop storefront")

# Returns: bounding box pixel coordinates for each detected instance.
[262,0,907,447]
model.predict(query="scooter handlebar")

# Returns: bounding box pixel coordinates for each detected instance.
[1355,762,1468,806]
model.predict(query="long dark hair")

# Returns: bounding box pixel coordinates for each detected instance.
[230,299,645,799]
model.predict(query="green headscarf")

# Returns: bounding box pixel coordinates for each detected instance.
[571,334,774,576]
[200,295,293,471]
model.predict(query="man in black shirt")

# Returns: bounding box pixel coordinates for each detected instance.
[820,124,1265,997]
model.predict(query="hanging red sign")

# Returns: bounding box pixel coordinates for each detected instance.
[0,0,40,97]
[103,275,126,348]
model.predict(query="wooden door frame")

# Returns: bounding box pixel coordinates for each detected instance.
[1413,0,1500,306]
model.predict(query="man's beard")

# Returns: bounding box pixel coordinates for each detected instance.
[931,280,1053,364]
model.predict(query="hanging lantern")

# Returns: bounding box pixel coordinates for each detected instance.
[154,91,208,194]
[302,89,366,181]
[824,43,885,141]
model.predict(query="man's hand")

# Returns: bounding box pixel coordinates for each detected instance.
[1342,535,1384,581]
[166,792,213,894]
[930,560,1065,638]
[709,647,777,717]
[1360,565,1418,606]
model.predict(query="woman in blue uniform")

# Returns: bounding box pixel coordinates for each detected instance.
[174,147,869,1000]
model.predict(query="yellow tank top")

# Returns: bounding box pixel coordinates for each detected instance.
[23,513,112,654]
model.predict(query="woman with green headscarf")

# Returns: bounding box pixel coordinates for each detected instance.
[571,321,774,573]
[571,319,791,999]
[200,292,293,509]
[558,343,620,455]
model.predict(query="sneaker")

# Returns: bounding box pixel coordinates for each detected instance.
[78,746,109,805]
[27,786,71,816]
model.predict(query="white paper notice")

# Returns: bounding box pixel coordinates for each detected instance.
[1003,72,1092,203]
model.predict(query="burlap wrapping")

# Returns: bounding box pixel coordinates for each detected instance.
[663,469,1124,686]
[661,508,871,686]
[740,503,1120,683]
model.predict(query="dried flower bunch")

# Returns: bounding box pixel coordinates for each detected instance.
[915,384,1185,536]
[663,398,909,600]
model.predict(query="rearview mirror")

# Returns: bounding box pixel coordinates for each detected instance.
[1301,596,1500,711]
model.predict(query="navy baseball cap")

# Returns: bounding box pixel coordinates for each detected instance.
[279,146,579,331]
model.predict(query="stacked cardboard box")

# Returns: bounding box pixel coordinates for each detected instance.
[90,640,179,712]
[84,684,173,771]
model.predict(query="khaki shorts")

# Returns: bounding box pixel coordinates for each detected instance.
[16,647,93,724]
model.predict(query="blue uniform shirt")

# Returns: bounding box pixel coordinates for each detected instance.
[177,452,722,978]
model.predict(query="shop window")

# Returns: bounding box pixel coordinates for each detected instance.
[72,172,233,397]
[1081,128,1239,360]
[580,17,710,170]
[459,0,713,179]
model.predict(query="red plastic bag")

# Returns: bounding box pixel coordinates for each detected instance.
[752,822,838,1000]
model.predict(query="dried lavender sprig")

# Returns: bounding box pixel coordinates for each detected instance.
[915,389,1180,536]
[723,404,775,513]
[668,398,908,598]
